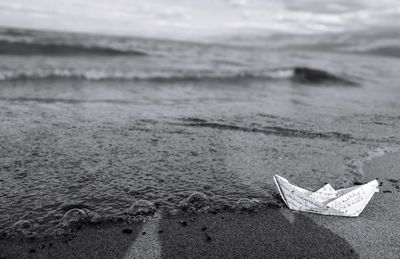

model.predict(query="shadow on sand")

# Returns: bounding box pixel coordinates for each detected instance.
[158,209,358,259]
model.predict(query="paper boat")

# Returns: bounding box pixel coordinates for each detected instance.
[274,175,379,217]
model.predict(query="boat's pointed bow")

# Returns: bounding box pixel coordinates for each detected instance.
[371,179,380,192]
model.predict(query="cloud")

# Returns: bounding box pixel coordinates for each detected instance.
[281,0,400,14]
[282,0,365,14]
[0,0,400,39]
[226,0,248,7]
[155,7,189,21]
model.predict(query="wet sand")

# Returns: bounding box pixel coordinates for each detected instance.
[1,152,399,259]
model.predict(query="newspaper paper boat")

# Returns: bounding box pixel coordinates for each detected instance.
[274,175,379,217]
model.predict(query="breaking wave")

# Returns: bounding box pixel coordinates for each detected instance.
[0,66,358,85]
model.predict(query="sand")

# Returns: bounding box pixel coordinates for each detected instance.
[1,151,399,259]
[0,210,357,259]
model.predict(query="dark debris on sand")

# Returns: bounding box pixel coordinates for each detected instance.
[122,228,133,234]
[205,233,213,242]
[179,221,188,227]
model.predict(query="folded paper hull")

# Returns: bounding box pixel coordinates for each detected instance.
[274,175,379,217]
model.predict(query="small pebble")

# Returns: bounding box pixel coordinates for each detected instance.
[205,233,212,242]
[142,231,146,235]
[28,249,36,254]
[158,230,163,233]
[179,220,187,226]
[383,190,392,193]
[201,226,207,231]
[122,228,133,234]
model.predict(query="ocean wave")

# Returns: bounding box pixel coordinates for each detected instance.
[0,40,148,56]
[0,66,358,85]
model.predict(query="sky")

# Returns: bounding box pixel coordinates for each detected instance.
[0,0,399,39]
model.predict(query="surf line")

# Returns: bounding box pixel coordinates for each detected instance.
[123,217,161,259]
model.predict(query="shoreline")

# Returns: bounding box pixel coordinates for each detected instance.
[1,151,399,258]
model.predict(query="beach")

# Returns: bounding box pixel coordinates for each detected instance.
[1,28,400,258]
[1,151,400,258]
